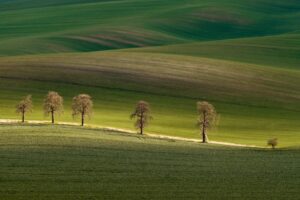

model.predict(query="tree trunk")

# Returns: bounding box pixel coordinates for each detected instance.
[140,124,143,135]
[22,111,25,123]
[140,112,144,135]
[51,110,54,124]
[81,112,85,126]
[202,124,207,143]
[202,111,207,143]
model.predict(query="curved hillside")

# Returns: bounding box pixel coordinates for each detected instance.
[0,0,300,55]
[0,50,299,146]
[137,33,300,69]
[0,125,299,199]
[0,0,299,146]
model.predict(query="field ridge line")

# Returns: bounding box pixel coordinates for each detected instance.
[0,119,261,148]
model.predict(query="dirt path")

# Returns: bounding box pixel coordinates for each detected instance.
[146,133,261,148]
[0,119,261,148]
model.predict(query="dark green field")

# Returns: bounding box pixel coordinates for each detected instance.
[1,0,300,56]
[0,124,299,200]
[138,33,300,69]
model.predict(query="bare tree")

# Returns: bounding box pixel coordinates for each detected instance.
[16,95,33,123]
[130,101,152,135]
[72,94,93,126]
[197,101,217,143]
[268,138,278,149]
[43,91,63,124]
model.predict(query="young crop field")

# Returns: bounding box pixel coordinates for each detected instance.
[0,124,299,200]
[1,0,300,56]
[0,0,300,198]
[0,50,299,146]
[1,0,300,147]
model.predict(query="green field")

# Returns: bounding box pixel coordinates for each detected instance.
[1,0,300,56]
[0,0,299,147]
[0,50,299,146]
[138,33,300,69]
[0,124,299,199]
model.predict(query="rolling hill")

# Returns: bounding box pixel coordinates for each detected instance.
[0,1,300,198]
[1,0,300,55]
[0,124,299,199]
[0,0,299,147]
[0,49,299,146]
[137,33,300,69]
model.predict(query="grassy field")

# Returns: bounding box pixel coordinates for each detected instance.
[0,0,299,147]
[1,0,300,55]
[0,124,299,199]
[138,33,300,69]
[0,1,299,199]
[0,50,300,147]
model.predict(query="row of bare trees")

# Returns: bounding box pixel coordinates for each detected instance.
[16,92,93,126]
[16,91,217,143]
[131,101,217,143]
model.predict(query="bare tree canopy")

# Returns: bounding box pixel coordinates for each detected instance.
[130,100,152,135]
[268,138,278,149]
[197,101,217,143]
[16,95,33,123]
[43,91,63,124]
[72,94,93,126]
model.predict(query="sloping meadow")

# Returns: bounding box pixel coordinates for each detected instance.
[0,51,299,146]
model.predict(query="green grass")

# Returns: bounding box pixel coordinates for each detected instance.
[0,0,299,147]
[137,33,300,69]
[0,124,299,199]
[0,51,299,147]
[0,1,299,198]
[1,0,300,56]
